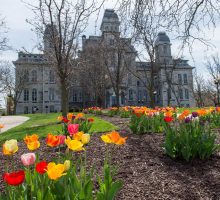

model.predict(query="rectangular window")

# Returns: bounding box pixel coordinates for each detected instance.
[178,74,182,85]
[183,74,188,84]
[49,88,55,101]
[137,81,140,87]
[78,92,82,102]
[138,91,142,101]
[143,90,147,101]
[39,91,43,101]
[73,92,77,102]
[179,89,183,99]
[24,106,28,114]
[24,89,29,102]
[185,88,189,99]
[32,88,37,102]
[49,70,55,83]
[129,89,133,101]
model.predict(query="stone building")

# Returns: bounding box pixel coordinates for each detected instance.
[14,9,195,114]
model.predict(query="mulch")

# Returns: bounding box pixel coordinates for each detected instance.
[1,115,220,200]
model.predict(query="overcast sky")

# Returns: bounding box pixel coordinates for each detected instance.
[0,0,220,106]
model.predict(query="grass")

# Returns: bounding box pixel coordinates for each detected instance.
[176,107,200,113]
[0,113,118,143]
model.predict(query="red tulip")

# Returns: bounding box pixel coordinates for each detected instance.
[88,118,94,122]
[3,170,25,186]
[164,116,174,123]
[62,117,69,123]
[36,161,48,174]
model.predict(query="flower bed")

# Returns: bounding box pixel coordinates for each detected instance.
[1,113,126,199]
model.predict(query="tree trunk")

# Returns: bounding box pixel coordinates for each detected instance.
[60,80,69,117]
[115,87,120,107]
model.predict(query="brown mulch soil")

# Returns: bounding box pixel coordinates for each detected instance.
[1,115,220,199]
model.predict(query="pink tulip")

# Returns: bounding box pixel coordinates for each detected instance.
[68,124,79,136]
[58,135,66,145]
[21,153,36,166]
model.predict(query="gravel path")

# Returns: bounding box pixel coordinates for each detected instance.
[0,116,29,133]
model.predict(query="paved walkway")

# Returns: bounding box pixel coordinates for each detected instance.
[0,116,29,133]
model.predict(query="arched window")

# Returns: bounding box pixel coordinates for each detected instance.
[31,70,37,82]
[32,88,37,102]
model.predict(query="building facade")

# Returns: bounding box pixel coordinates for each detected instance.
[14,9,195,114]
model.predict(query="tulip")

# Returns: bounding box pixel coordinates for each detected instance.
[64,160,70,171]
[46,133,60,147]
[68,124,79,136]
[75,113,84,120]
[58,135,66,145]
[65,137,85,151]
[101,131,127,145]
[164,116,174,123]
[67,113,74,120]
[57,116,64,121]
[192,112,198,118]
[73,131,84,141]
[62,117,69,123]
[3,139,18,155]
[88,118,94,122]
[24,134,40,150]
[36,161,48,174]
[81,133,90,144]
[21,153,36,166]
[3,170,25,186]
[47,162,66,180]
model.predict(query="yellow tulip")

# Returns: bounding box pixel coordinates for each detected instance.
[81,134,90,144]
[47,162,66,180]
[57,116,64,121]
[24,134,40,150]
[65,136,85,151]
[64,160,70,171]
[3,139,18,155]
[101,134,112,144]
[73,131,84,141]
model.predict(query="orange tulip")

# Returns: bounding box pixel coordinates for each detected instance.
[24,134,40,151]
[0,124,4,129]
[75,113,84,120]
[67,113,74,120]
[101,131,127,145]
[46,133,60,147]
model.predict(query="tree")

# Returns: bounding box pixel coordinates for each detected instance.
[0,61,25,114]
[119,0,220,47]
[206,54,220,105]
[123,1,165,107]
[26,0,104,116]
[100,36,134,107]
[79,43,108,108]
[0,15,9,52]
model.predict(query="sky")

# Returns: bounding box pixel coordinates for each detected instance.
[0,0,220,107]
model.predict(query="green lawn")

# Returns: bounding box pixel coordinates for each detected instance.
[0,113,118,143]
[176,107,200,113]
